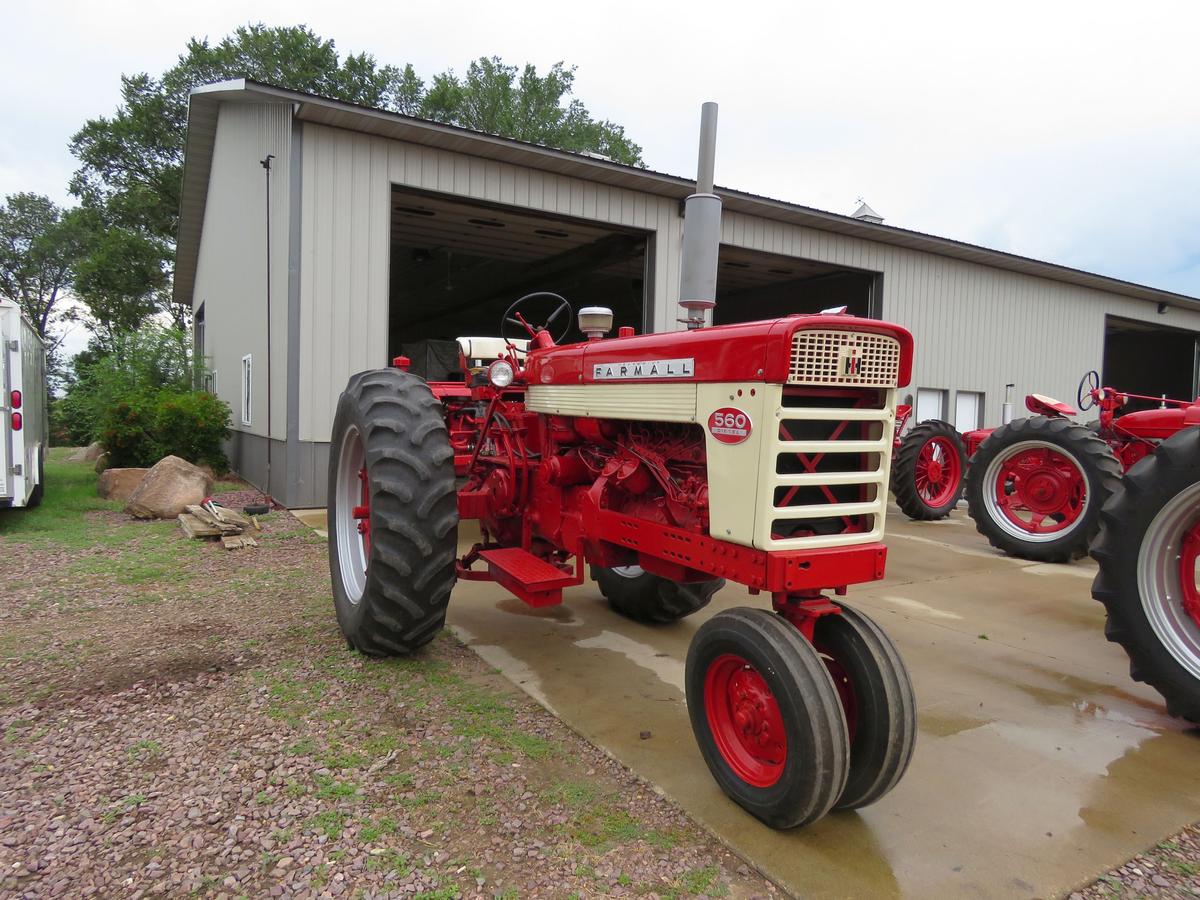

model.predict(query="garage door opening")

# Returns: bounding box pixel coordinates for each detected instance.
[1103,315,1198,411]
[388,188,649,379]
[711,245,881,326]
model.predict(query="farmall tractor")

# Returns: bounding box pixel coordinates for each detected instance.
[326,289,919,829]
[891,373,1200,562]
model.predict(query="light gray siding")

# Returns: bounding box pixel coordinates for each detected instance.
[297,122,682,443]
[192,102,291,443]
[720,210,1200,424]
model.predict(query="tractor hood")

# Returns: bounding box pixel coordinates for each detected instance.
[1116,404,1200,440]
[525,314,914,388]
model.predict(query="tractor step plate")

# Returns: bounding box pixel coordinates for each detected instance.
[478,548,575,607]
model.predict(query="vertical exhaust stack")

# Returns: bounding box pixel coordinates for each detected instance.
[679,102,722,329]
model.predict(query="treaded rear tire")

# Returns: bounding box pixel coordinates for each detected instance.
[686,607,849,829]
[1092,427,1200,722]
[815,604,917,809]
[593,565,723,623]
[328,368,459,656]
[891,419,966,520]
[965,416,1121,562]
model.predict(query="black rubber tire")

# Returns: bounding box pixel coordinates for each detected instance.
[593,565,723,623]
[26,451,44,508]
[327,368,459,656]
[891,419,967,520]
[965,416,1122,562]
[1092,427,1200,722]
[685,607,849,829]
[814,604,917,809]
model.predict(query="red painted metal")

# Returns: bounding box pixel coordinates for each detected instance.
[914,435,962,507]
[992,446,1087,535]
[1180,521,1200,632]
[477,547,578,607]
[353,466,371,560]
[1026,393,1077,417]
[704,653,787,787]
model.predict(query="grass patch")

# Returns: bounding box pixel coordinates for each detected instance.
[308,810,348,839]
[0,452,121,548]
[364,848,410,876]
[127,739,164,760]
[313,773,358,799]
[680,864,727,897]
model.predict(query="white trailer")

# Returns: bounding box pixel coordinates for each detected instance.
[0,297,47,508]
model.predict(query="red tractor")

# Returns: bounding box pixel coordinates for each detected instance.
[892,374,1200,562]
[327,291,918,829]
[1092,426,1200,723]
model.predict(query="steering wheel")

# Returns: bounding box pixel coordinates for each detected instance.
[1077,370,1101,411]
[500,291,573,345]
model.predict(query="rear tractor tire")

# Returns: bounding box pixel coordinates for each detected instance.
[965,416,1121,562]
[686,608,849,829]
[593,565,723,623]
[891,419,967,520]
[328,368,459,656]
[1092,427,1200,722]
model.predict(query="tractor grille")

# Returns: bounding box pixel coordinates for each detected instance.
[789,330,901,388]
[756,385,895,551]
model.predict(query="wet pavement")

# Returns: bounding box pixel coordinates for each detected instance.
[444,508,1200,900]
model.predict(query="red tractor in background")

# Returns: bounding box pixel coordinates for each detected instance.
[891,373,1200,562]
[328,290,918,829]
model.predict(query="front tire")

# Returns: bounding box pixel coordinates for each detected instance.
[328,369,459,656]
[593,565,723,623]
[891,420,966,520]
[1092,427,1200,722]
[686,608,849,829]
[965,416,1121,562]
[814,604,917,809]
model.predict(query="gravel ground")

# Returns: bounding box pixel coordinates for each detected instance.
[3,454,1199,899]
[0,458,776,899]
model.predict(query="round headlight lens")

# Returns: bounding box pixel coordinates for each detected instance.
[488,360,515,388]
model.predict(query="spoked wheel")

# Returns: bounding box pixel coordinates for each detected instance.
[593,565,723,623]
[1092,427,1200,722]
[966,416,1121,562]
[891,420,967,520]
[328,368,460,656]
[686,608,848,829]
[813,604,917,809]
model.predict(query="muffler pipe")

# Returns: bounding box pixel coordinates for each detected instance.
[679,102,721,329]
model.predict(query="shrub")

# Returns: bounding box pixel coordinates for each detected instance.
[154,391,230,473]
[99,398,158,467]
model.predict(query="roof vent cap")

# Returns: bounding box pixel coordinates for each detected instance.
[851,199,883,224]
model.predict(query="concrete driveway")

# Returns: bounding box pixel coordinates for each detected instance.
[441,508,1200,899]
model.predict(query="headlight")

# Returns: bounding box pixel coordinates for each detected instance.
[488,360,515,388]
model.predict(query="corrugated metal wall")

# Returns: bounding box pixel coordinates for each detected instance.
[720,210,1200,426]
[297,122,682,442]
[192,102,291,441]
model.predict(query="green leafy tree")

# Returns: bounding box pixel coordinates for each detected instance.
[0,193,86,340]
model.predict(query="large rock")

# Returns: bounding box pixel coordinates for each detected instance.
[97,467,149,502]
[124,456,214,519]
[94,452,110,474]
[67,442,104,463]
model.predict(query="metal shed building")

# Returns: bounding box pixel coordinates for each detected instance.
[175,79,1200,507]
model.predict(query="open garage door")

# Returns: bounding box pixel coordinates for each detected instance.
[388,188,649,379]
[712,245,882,326]
[1103,315,1199,410]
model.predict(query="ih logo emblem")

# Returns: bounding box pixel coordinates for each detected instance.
[840,345,862,377]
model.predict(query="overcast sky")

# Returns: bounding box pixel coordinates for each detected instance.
[3,0,1198,355]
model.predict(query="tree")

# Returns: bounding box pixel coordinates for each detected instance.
[0,193,85,340]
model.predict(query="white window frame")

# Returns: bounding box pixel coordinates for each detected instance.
[915,387,948,423]
[954,390,984,431]
[241,354,252,427]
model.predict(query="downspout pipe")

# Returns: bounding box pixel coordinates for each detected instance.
[678,102,722,328]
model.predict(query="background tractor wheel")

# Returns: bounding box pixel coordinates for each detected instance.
[685,607,849,829]
[328,368,459,656]
[1092,427,1200,722]
[965,416,1121,562]
[891,419,967,520]
[814,604,917,809]
[593,565,723,623]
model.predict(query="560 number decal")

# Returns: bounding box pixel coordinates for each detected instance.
[707,407,753,445]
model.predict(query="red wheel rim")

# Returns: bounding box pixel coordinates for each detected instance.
[817,648,858,742]
[989,446,1087,536]
[1179,521,1200,631]
[913,436,962,507]
[704,654,787,787]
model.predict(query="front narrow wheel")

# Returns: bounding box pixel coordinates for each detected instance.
[328,369,459,656]
[686,608,849,829]
[891,420,966,520]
